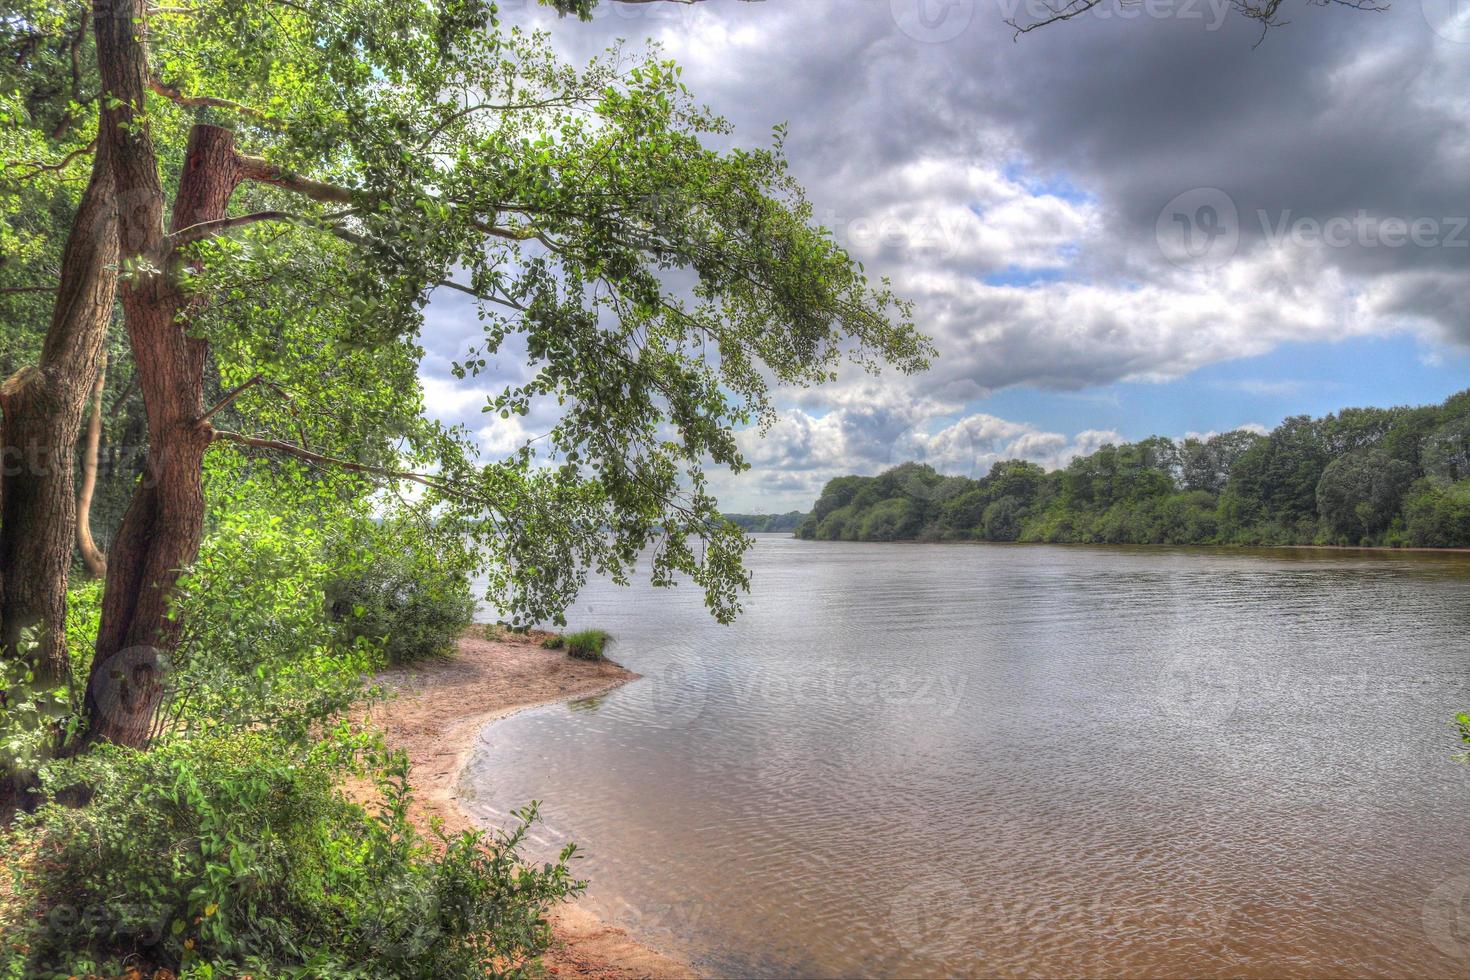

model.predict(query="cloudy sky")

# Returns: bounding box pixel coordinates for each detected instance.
[419,0,1470,512]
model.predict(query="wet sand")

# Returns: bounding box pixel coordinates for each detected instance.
[364,627,696,980]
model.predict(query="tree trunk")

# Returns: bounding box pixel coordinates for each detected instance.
[0,137,118,685]
[82,117,242,747]
[77,349,108,579]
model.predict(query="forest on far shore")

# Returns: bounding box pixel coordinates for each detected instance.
[797,389,1470,549]
[722,512,808,533]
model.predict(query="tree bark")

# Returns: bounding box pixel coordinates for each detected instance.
[81,0,244,747]
[83,123,242,747]
[77,349,108,579]
[0,135,118,685]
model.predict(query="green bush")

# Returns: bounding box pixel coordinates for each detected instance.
[3,730,582,979]
[1404,479,1470,547]
[981,496,1024,542]
[563,630,610,661]
[327,536,477,666]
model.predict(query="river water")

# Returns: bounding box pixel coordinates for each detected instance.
[462,538,1470,977]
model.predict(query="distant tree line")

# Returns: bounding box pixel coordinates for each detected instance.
[797,389,1470,548]
[723,511,809,533]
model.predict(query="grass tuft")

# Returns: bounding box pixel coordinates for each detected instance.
[563,629,610,661]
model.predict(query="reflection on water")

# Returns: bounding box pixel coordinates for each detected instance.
[463,540,1470,978]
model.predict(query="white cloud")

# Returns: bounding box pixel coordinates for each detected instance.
[713,388,1122,511]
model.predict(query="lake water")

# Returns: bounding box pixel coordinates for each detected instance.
[462,538,1470,978]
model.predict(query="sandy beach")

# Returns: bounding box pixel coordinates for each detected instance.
[365,627,697,980]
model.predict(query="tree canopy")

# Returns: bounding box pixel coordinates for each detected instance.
[800,389,1470,549]
[0,0,928,748]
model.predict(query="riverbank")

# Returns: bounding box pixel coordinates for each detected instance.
[364,626,696,980]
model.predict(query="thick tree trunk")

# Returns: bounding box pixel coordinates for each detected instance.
[82,119,242,747]
[0,138,118,684]
[77,349,108,579]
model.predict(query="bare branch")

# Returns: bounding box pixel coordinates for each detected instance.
[168,210,317,248]
[196,375,264,425]
[210,428,480,501]
[236,154,356,204]
[4,139,98,180]
[1007,0,1385,38]
[149,78,270,121]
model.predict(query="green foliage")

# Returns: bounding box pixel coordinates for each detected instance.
[798,389,1470,548]
[1315,449,1415,543]
[562,629,610,661]
[8,0,927,643]
[5,3,933,976]
[722,511,808,533]
[982,497,1024,542]
[3,730,582,978]
[1404,479,1470,548]
[326,523,478,666]
[0,629,71,778]
[157,499,381,744]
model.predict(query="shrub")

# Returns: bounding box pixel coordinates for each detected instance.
[2,730,582,978]
[563,630,610,661]
[1404,478,1470,547]
[981,496,1023,542]
[327,535,477,666]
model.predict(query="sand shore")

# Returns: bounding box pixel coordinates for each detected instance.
[365,627,697,980]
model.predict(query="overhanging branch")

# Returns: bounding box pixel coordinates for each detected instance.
[210,428,479,501]
[149,78,270,121]
[236,154,356,204]
[168,210,316,247]
[4,139,98,180]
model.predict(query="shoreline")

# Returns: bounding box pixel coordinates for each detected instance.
[365,626,697,980]
[780,535,1470,555]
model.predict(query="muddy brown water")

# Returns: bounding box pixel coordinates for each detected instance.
[465,539,1470,978]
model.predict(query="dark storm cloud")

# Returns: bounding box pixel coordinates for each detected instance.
[490,0,1469,373]
[417,0,1468,504]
